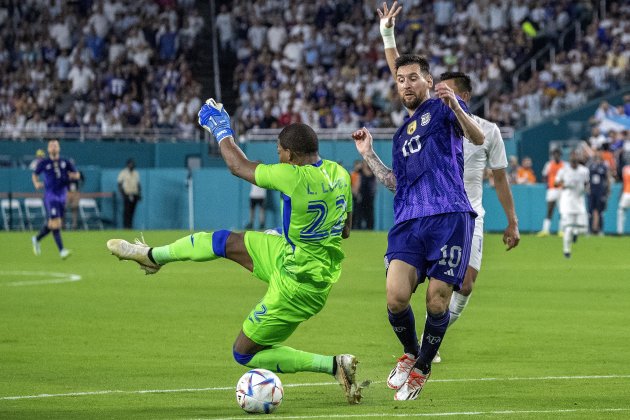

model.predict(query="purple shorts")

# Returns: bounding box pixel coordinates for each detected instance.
[44,195,65,220]
[384,212,475,290]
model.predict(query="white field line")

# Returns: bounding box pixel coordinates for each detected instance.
[0,271,82,286]
[204,407,630,420]
[2,374,630,401]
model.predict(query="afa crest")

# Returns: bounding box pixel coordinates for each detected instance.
[421,112,431,126]
[407,120,417,135]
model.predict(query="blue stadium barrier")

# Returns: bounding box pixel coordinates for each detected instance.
[2,168,627,233]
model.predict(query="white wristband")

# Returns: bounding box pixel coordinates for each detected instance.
[380,20,396,49]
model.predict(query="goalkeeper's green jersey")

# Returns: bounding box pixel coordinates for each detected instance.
[255,159,352,284]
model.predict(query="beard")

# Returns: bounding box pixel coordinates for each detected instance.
[401,93,422,110]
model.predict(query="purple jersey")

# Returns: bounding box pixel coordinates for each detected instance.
[34,157,76,199]
[391,97,475,224]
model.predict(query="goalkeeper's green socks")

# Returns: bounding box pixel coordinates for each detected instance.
[247,345,334,374]
[151,232,223,264]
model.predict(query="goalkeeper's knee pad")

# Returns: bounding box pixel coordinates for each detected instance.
[212,230,232,257]
[233,348,254,366]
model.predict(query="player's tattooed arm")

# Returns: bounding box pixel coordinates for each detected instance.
[364,153,397,192]
[352,127,397,192]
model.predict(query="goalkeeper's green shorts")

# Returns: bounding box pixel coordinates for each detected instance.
[242,231,332,346]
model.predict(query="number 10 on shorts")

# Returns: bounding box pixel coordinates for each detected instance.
[438,245,462,268]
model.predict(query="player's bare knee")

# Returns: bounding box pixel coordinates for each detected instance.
[386,292,410,312]
[387,300,410,314]
[224,231,254,271]
[425,290,451,314]
[426,297,449,314]
[386,289,411,313]
[225,231,244,251]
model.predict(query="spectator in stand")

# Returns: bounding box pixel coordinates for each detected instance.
[24,113,48,136]
[591,100,619,126]
[588,126,608,150]
[516,156,536,184]
[67,60,95,98]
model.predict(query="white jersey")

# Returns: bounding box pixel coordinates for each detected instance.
[556,164,589,214]
[463,114,508,218]
[249,184,267,200]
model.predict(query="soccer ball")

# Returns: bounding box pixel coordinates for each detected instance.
[235,369,284,414]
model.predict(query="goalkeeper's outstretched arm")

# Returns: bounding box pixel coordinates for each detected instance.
[219,137,259,184]
[198,98,259,184]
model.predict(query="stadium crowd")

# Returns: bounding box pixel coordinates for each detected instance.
[215,0,628,133]
[0,0,628,148]
[585,97,630,178]
[0,0,205,140]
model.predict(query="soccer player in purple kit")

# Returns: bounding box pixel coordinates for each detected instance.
[351,2,484,400]
[31,139,80,259]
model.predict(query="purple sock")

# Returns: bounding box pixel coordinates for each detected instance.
[36,225,50,241]
[417,310,450,372]
[388,306,420,356]
[52,229,64,251]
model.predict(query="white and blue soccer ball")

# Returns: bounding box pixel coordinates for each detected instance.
[235,369,284,414]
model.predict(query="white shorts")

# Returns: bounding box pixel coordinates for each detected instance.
[619,193,630,209]
[546,188,561,202]
[468,217,484,272]
[560,212,588,230]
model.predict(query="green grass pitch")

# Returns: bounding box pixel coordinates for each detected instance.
[1,230,629,419]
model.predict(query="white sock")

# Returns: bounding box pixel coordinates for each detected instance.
[618,208,625,235]
[448,291,470,326]
[542,218,551,233]
[563,226,572,253]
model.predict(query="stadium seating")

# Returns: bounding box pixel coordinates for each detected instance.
[1,199,26,231]
[23,198,46,231]
[78,198,104,230]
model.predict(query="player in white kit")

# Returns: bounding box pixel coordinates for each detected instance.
[436,72,520,361]
[555,151,590,258]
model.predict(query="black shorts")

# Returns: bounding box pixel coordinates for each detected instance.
[250,198,265,209]
[589,194,607,213]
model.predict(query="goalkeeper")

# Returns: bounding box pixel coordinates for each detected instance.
[106,100,364,404]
